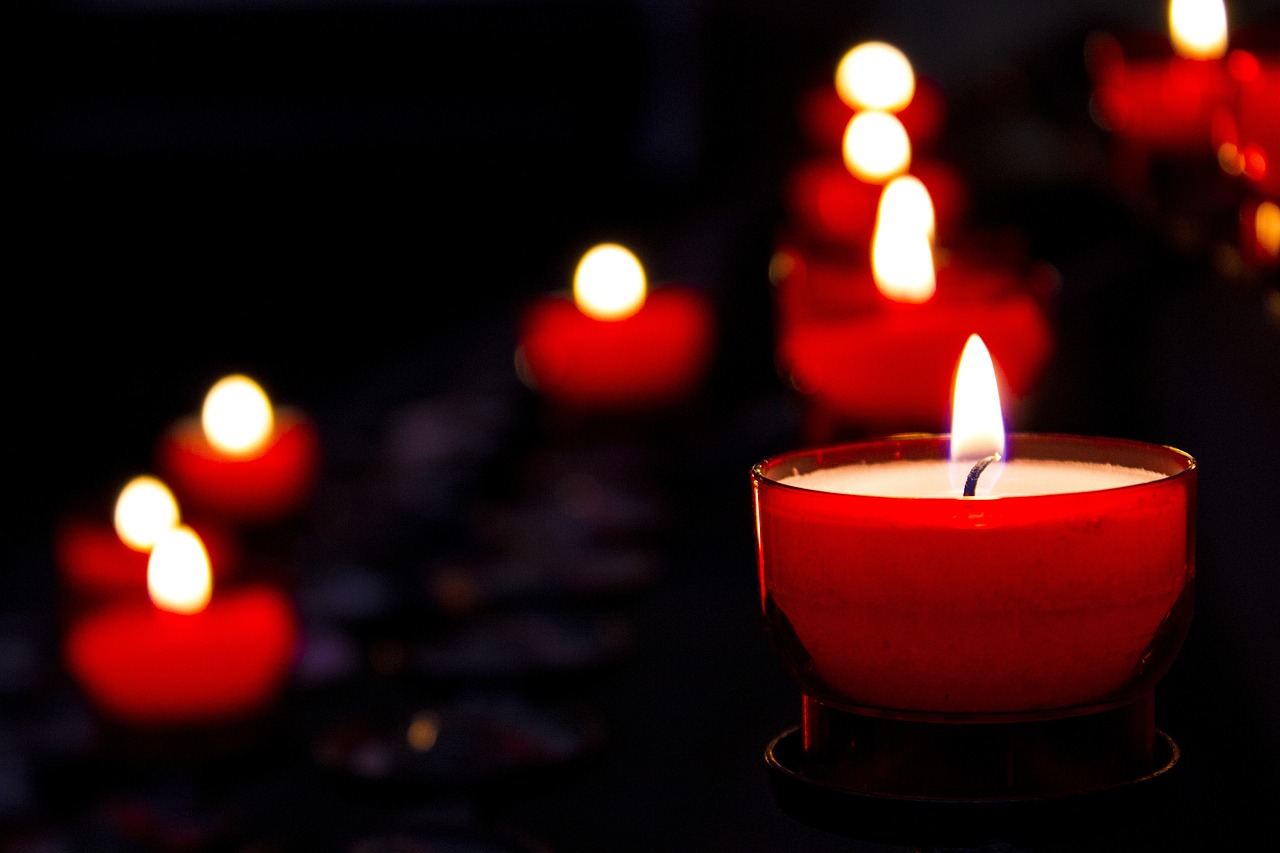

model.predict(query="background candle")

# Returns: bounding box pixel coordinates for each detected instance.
[157,374,320,524]
[516,243,715,411]
[63,525,298,725]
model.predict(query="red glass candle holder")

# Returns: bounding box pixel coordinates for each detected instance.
[64,583,298,726]
[157,408,320,525]
[752,434,1195,838]
[516,286,715,412]
[1087,31,1234,155]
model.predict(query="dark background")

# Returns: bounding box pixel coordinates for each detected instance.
[8,1,1280,850]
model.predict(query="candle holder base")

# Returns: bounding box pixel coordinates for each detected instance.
[764,723,1179,847]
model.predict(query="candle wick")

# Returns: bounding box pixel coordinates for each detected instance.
[963,452,1002,497]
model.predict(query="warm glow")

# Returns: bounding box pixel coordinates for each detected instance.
[147,525,212,615]
[113,475,181,552]
[950,334,1006,495]
[202,374,274,456]
[871,222,936,304]
[1258,201,1280,258]
[835,41,916,111]
[406,710,441,751]
[573,243,647,321]
[877,175,936,241]
[842,111,911,183]
[1169,0,1228,60]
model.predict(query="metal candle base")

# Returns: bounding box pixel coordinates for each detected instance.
[765,694,1179,846]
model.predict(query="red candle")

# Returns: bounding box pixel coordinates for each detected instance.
[56,475,239,604]
[64,525,297,725]
[775,188,1054,435]
[516,243,715,411]
[1087,1,1233,153]
[753,336,1196,798]
[157,375,320,524]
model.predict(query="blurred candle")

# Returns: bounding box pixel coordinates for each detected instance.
[777,181,1053,436]
[56,476,237,603]
[1088,0,1233,153]
[64,525,297,725]
[516,243,714,412]
[157,374,320,524]
[1218,49,1280,198]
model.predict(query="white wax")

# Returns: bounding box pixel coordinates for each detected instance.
[780,459,1164,497]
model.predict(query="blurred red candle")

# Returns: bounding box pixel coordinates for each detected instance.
[157,374,320,524]
[516,243,714,411]
[56,475,238,604]
[777,177,1054,435]
[64,524,297,725]
[799,41,946,154]
[1088,0,1233,153]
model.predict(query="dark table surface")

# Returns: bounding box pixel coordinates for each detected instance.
[9,2,1280,850]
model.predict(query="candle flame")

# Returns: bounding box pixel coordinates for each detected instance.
[1169,0,1228,60]
[842,111,912,183]
[1257,200,1280,259]
[835,41,916,112]
[147,524,212,614]
[113,475,181,552]
[573,243,647,321]
[202,374,274,456]
[950,334,1006,494]
[872,176,936,303]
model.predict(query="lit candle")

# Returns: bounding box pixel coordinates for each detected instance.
[63,525,298,725]
[515,243,715,412]
[799,41,947,156]
[775,180,1054,437]
[1088,0,1233,154]
[156,374,320,524]
[55,475,238,604]
[754,335,1196,800]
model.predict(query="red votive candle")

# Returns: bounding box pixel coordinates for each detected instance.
[63,525,298,726]
[754,336,1196,801]
[1222,49,1280,198]
[516,243,715,412]
[157,375,320,524]
[1087,2,1233,155]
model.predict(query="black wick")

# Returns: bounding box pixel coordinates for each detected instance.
[963,452,1002,497]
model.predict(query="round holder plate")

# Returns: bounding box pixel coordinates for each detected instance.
[765,726,1179,847]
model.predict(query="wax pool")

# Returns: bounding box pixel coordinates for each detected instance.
[753,434,1196,716]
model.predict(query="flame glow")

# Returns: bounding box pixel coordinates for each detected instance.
[202,375,274,456]
[147,525,212,614]
[842,111,912,183]
[573,243,647,321]
[835,42,916,112]
[113,475,181,552]
[1169,0,1228,60]
[1256,201,1280,258]
[950,334,1006,495]
[871,176,936,303]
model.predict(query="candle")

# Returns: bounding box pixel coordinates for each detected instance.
[1087,0,1233,154]
[157,374,320,524]
[516,243,715,411]
[63,525,297,725]
[56,475,238,603]
[754,335,1196,801]
[775,181,1054,436]
[798,41,946,155]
